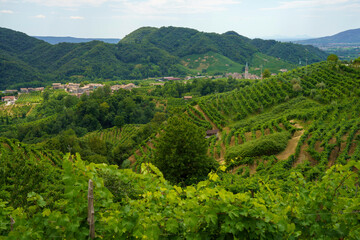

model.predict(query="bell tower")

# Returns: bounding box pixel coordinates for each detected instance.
[244,62,249,79]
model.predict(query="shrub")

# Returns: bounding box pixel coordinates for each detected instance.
[225,131,291,162]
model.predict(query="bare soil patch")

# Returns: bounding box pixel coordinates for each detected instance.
[328,146,340,167]
[255,130,262,139]
[238,135,243,144]
[276,128,305,161]
[294,143,317,167]
[230,136,235,146]
[329,137,336,145]
[264,128,271,135]
[245,132,252,142]
[315,141,324,152]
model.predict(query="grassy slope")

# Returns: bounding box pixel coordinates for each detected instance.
[181,52,244,74]
[181,51,299,75]
[250,52,298,74]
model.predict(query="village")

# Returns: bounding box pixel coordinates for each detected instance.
[1,64,279,105]
[1,82,138,105]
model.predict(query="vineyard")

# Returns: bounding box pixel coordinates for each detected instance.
[128,61,360,174]
[1,60,360,238]
[16,92,43,104]
[0,104,34,126]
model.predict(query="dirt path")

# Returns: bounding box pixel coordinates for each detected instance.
[276,121,305,161]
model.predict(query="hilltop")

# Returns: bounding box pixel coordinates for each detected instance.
[296,28,360,60]
[33,36,121,45]
[0,26,327,89]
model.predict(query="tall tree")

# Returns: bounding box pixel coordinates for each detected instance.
[153,114,218,185]
[327,54,339,62]
[262,69,271,79]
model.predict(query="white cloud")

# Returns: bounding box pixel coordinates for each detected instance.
[23,0,241,12]
[113,0,241,15]
[70,16,84,19]
[262,0,351,10]
[35,14,46,18]
[0,10,14,14]
[24,0,109,7]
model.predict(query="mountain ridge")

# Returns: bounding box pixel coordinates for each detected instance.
[33,36,121,44]
[296,28,360,46]
[0,26,328,89]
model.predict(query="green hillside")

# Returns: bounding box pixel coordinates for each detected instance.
[0,26,328,89]
[1,60,360,238]
[250,52,298,74]
[181,51,244,74]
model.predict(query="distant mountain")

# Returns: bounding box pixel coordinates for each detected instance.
[121,26,327,65]
[0,26,328,89]
[33,36,121,45]
[297,28,360,46]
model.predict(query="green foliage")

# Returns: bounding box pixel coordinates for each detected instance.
[327,54,339,62]
[0,138,63,208]
[262,68,271,78]
[1,153,358,239]
[153,115,218,185]
[226,131,291,161]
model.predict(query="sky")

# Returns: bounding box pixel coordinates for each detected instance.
[0,0,359,39]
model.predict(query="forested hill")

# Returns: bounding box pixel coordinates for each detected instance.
[121,26,327,65]
[1,26,327,89]
[297,28,360,46]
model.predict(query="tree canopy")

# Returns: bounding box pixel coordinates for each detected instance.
[327,54,339,62]
[153,114,218,185]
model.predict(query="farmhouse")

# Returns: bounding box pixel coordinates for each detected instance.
[163,77,181,81]
[4,90,18,94]
[206,129,219,139]
[111,83,137,92]
[19,87,44,93]
[52,83,65,89]
[183,96,192,100]
[1,96,16,105]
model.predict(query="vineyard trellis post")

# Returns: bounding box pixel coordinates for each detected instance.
[10,216,15,231]
[88,179,95,239]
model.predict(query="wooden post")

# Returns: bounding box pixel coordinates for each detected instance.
[88,179,95,239]
[10,216,15,231]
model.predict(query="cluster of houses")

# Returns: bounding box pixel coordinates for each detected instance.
[20,87,45,93]
[1,87,45,105]
[52,82,137,97]
[1,96,17,105]
[52,83,104,97]
[110,83,137,92]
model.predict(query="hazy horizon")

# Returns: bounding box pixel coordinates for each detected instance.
[1,0,359,39]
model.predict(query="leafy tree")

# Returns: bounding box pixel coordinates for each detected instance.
[327,54,339,62]
[153,114,218,185]
[262,69,271,79]
[353,57,360,66]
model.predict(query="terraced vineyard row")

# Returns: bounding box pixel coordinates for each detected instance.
[192,62,360,174]
[16,92,43,104]
[82,124,142,145]
[0,137,63,167]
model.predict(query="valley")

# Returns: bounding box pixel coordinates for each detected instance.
[0,26,360,239]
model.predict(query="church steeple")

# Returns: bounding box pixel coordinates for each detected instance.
[244,62,249,79]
